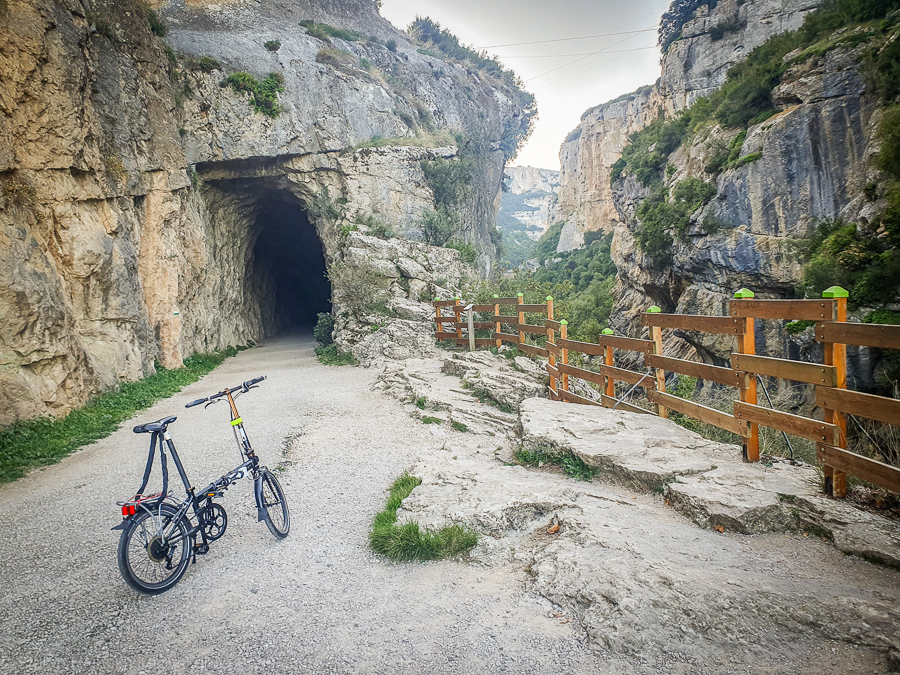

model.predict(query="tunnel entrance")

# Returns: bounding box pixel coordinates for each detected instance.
[251,191,331,331]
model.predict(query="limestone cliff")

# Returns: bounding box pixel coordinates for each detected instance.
[498,166,559,237]
[0,0,533,424]
[556,0,821,249]
[550,0,900,371]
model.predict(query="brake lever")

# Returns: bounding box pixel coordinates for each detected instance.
[204,399,219,409]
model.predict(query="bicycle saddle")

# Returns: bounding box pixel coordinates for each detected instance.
[132,416,177,434]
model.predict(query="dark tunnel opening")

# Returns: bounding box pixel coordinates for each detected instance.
[252,192,331,331]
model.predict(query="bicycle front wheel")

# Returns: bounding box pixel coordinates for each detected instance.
[259,469,290,539]
[117,502,191,594]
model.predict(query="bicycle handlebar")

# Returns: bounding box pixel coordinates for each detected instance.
[185,375,267,408]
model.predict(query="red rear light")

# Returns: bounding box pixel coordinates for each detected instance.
[122,504,136,517]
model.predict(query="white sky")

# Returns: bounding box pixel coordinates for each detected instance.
[379,0,672,171]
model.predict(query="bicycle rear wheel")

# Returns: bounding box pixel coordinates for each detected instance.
[259,469,290,539]
[117,502,191,594]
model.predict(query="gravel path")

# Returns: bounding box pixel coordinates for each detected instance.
[0,335,599,674]
[1,334,897,675]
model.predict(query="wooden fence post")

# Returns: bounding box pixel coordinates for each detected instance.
[493,294,501,349]
[546,296,557,397]
[734,288,759,462]
[647,305,667,419]
[560,320,569,393]
[517,293,525,348]
[822,286,849,497]
[434,297,441,342]
[601,327,615,399]
[454,297,462,341]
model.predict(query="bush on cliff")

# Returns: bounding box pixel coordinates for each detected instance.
[223,72,285,118]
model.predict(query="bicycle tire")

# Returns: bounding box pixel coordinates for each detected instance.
[117,502,191,594]
[259,469,290,539]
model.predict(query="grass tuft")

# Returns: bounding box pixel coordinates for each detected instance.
[0,345,249,483]
[369,473,478,561]
[514,444,598,482]
[421,416,442,424]
[314,344,357,366]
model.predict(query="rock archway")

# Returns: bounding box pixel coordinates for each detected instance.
[195,175,332,344]
[252,190,331,331]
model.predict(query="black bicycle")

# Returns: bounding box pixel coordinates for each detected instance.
[113,375,289,594]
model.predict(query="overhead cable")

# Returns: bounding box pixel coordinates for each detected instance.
[478,27,657,49]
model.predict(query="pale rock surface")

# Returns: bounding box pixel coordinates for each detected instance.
[374,350,547,434]
[394,427,900,663]
[519,397,900,565]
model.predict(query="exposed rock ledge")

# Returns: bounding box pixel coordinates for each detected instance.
[372,349,899,663]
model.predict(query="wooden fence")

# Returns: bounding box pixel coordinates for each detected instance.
[432,287,900,499]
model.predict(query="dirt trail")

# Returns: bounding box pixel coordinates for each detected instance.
[0,335,896,674]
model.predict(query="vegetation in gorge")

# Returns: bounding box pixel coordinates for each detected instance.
[613,0,900,289]
[465,230,617,342]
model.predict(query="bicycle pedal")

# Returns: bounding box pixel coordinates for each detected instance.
[194,544,209,555]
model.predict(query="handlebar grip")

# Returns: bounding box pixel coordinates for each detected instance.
[245,375,266,387]
[185,398,207,408]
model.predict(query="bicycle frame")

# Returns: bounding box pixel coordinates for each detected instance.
[115,383,267,557]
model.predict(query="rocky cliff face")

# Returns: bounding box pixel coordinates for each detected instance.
[556,86,671,251]
[609,43,883,367]
[0,0,531,425]
[498,165,559,237]
[556,0,822,251]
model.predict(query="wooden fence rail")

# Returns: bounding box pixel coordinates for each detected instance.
[433,286,900,497]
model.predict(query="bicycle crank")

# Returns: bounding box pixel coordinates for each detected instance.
[199,503,228,542]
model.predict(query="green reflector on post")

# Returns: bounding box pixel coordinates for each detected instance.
[493,294,498,298]
[231,417,243,426]
[647,305,661,313]
[546,296,553,301]
[601,328,614,335]
[734,288,755,299]
[822,286,849,298]
[517,293,524,297]
[434,297,440,302]
[560,319,568,325]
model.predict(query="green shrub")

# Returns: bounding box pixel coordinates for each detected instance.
[386,38,397,52]
[877,104,900,179]
[195,56,222,72]
[314,344,357,366]
[534,221,565,262]
[514,444,598,481]
[798,218,900,306]
[785,319,816,334]
[143,3,167,37]
[86,12,115,40]
[710,17,746,40]
[421,157,472,208]
[446,239,477,264]
[299,20,366,42]
[421,208,459,246]
[224,72,285,118]
[264,40,281,52]
[314,312,335,346]
[610,157,627,184]
[634,177,716,263]
[327,261,392,316]
[2,178,37,207]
